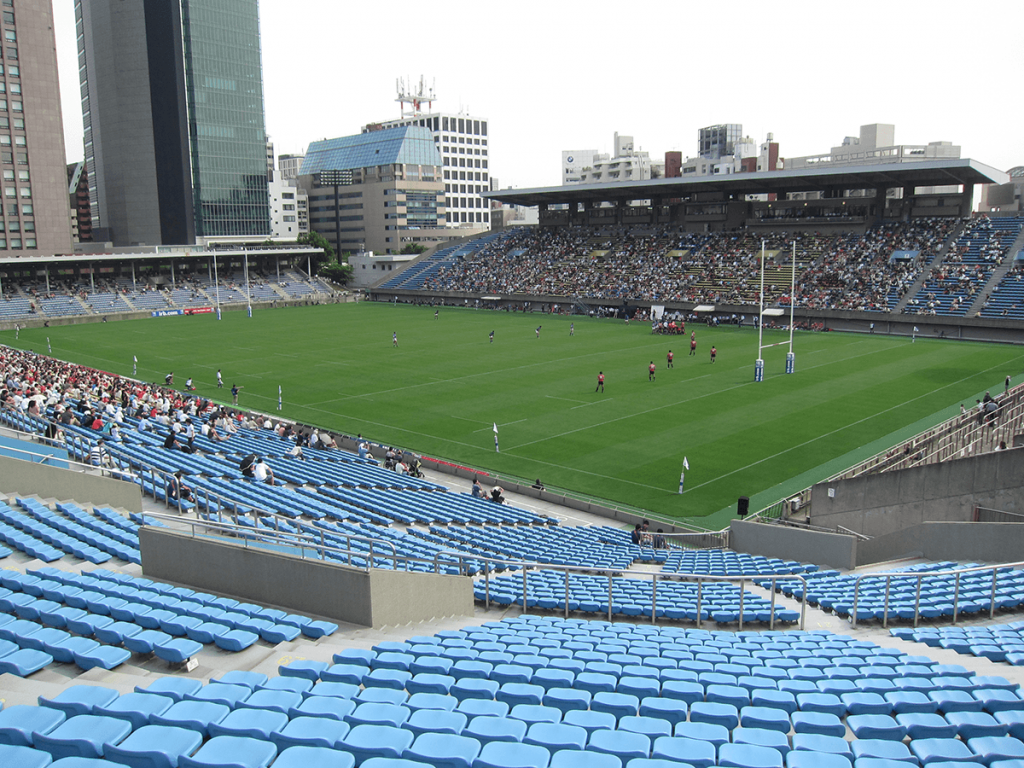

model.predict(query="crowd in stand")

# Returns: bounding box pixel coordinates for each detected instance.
[419,218,1003,314]
[0,346,336,462]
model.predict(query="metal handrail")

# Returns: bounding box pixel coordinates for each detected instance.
[430,549,807,630]
[137,510,400,573]
[850,559,1024,628]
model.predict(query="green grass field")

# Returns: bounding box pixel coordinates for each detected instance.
[10,303,1024,528]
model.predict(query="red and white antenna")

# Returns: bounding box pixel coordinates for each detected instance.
[397,76,436,118]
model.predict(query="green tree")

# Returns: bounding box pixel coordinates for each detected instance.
[320,261,353,285]
[297,231,335,271]
[400,243,427,255]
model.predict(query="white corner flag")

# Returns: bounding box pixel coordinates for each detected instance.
[133,355,137,377]
[493,423,499,453]
[679,456,689,494]
[277,385,283,411]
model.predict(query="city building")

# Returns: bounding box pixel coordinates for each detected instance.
[76,0,271,246]
[279,154,304,181]
[298,125,448,255]
[699,124,742,160]
[67,161,92,243]
[575,133,656,184]
[980,166,1024,213]
[362,78,490,235]
[785,124,961,170]
[561,150,601,185]
[0,2,73,256]
[268,176,308,239]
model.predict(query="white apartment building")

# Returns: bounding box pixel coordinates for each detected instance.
[268,176,308,239]
[561,150,600,185]
[574,133,654,184]
[365,112,491,234]
[785,124,961,170]
[279,154,304,181]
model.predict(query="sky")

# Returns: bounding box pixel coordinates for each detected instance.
[53,0,1023,191]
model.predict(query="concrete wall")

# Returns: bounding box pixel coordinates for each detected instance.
[139,527,474,628]
[857,521,1024,566]
[730,519,857,570]
[0,455,142,512]
[809,449,1024,538]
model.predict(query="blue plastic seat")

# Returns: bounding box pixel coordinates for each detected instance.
[587,728,651,763]
[135,678,203,704]
[463,716,527,746]
[151,701,231,738]
[897,713,959,740]
[34,714,132,761]
[104,724,204,768]
[273,745,355,768]
[910,738,979,765]
[271,716,350,750]
[474,740,552,768]
[851,739,917,764]
[288,696,356,722]
[356,688,407,707]
[178,734,277,768]
[0,704,67,747]
[674,721,730,747]
[787,751,852,768]
[638,697,686,726]
[0,744,53,768]
[653,735,716,768]
[407,694,458,714]
[39,687,119,718]
[885,692,938,714]
[561,710,616,737]
[967,737,1024,766]
[458,701,510,720]
[346,703,411,729]
[741,707,791,734]
[403,731,482,768]
[948,713,1011,741]
[792,712,845,737]
[511,706,562,726]
[341,724,415,764]
[792,733,852,756]
[848,715,907,741]
[843,694,892,716]
[405,709,468,737]
[690,701,739,730]
[549,748,622,768]
[184,684,250,709]
[719,742,785,768]
[96,692,174,731]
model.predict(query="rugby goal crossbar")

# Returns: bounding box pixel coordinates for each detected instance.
[754,240,798,381]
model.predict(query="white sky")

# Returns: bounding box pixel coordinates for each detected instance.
[53,0,1024,190]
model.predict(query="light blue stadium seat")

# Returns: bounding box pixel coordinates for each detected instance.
[0,743,53,768]
[652,735,714,768]
[719,743,785,768]
[405,709,468,737]
[561,710,615,737]
[103,724,203,768]
[0,705,66,747]
[587,729,650,763]
[271,717,350,750]
[151,701,231,738]
[95,692,174,731]
[34,714,132,761]
[474,740,552,768]
[847,715,907,741]
[910,738,979,765]
[851,739,917,764]
[39,687,119,718]
[404,731,482,768]
[178,735,277,768]
[787,751,852,768]
[549,749,620,768]
[896,713,959,740]
[968,737,1024,766]
[273,745,355,768]
[792,733,851,756]
[341,724,415,764]
[690,702,739,730]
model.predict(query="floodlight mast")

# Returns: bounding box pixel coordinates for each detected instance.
[755,240,765,382]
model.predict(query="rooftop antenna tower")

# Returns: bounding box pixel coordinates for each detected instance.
[397,76,436,118]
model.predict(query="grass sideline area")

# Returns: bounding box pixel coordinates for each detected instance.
[9,303,1024,525]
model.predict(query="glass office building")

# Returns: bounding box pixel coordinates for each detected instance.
[181,0,269,238]
[77,0,269,245]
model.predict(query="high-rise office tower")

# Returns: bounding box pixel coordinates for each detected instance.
[77,0,270,246]
[1,1,73,256]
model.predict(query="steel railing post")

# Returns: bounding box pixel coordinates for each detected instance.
[696,579,703,628]
[485,566,490,610]
[608,575,613,622]
[522,566,528,613]
[565,569,570,619]
[914,575,923,628]
[990,569,999,619]
[739,578,745,631]
[651,574,657,625]
[852,576,861,628]
[953,572,961,624]
[769,580,777,631]
[883,575,891,629]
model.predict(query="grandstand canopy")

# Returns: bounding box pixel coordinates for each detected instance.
[483,159,1009,207]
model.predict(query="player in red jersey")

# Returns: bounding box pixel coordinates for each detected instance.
[596,371,605,393]
[667,350,674,368]
[648,361,656,381]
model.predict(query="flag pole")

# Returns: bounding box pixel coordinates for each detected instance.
[493,423,500,453]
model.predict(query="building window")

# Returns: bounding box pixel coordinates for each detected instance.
[11,101,20,112]
[21,203,31,215]
[1,169,11,180]
[18,186,28,197]
[25,238,35,249]
[7,65,16,76]
[17,169,26,180]
[9,237,19,248]
[6,48,15,60]
[3,31,14,42]
[9,83,19,94]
